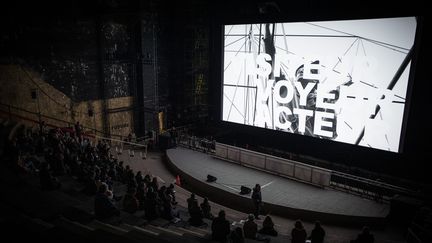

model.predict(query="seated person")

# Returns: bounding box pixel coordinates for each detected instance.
[94,183,120,220]
[292,220,307,243]
[149,176,159,192]
[136,182,147,209]
[39,162,61,190]
[212,210,231,242]
[167,183,177,205]
[123,187,139,214]
[144,187,160,220]
[243,214,269,242]
[243,214,258,239]
[187,193,198,213]
[259,215,278,236]
[83,171,98,195]
[23,156,40,174]
[351,226,374,243]
[135,171,144,184]
[189,200,205,227]
[309,221,325,243]
[200,197,214,219]
[230,227,245,243]
[161,197,179,222]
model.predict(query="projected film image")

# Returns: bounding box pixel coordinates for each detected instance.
[222,17,417,152]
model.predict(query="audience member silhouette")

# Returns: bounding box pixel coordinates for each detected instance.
[252,184,262,219]
[108,164,117,181]
[243,214,259,239]
[158,185,168,202]
[259,215,278,236]
[74,121,82,138]
[39,162,61,190]
[143,174,152,186]
[94,183,120,221]
[135,171,144,184]
[116,161,125,181]
[101,181,116,200]
[150,176,159,192]
[230,226,245,243]
[189,199,205,227]
[351,226,374,243]
[22,156,40,174]
[136,181,147,209]
[83,170,98,195]
[123,187,139,214]
[201,197,214,219]
[39,120,47,136]
[309,221,325,243]
[291,220,307,243]
[243,214,270,242]
[144,187,160,220]
[212,210,231,243]
[161,194,178,221]
[166,183,177,205]
[187,193,198,213]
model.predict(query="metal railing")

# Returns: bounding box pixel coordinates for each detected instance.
[0,102,123,140]
[177,133,215,153]
[329,170,422,202]
[0,101,152,160]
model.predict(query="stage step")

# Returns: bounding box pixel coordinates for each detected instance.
[145,224,184,236]
[169,225,208,238]
[53,216,94,235]
[149,217,172,227]
[122,223,160,236]
[87,220,128,235]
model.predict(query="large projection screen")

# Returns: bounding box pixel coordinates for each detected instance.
[222,17,417,153]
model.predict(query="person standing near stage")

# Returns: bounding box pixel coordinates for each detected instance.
[251,184,262,219]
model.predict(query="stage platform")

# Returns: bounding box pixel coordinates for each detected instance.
[166,147,390,226]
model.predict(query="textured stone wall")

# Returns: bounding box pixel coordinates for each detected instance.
[0,65,133,138]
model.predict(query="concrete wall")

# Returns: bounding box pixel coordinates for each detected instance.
[0,65,133,138]
[214,142,332,187]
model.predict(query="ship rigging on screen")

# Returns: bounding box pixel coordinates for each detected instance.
[222,17,417,152]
